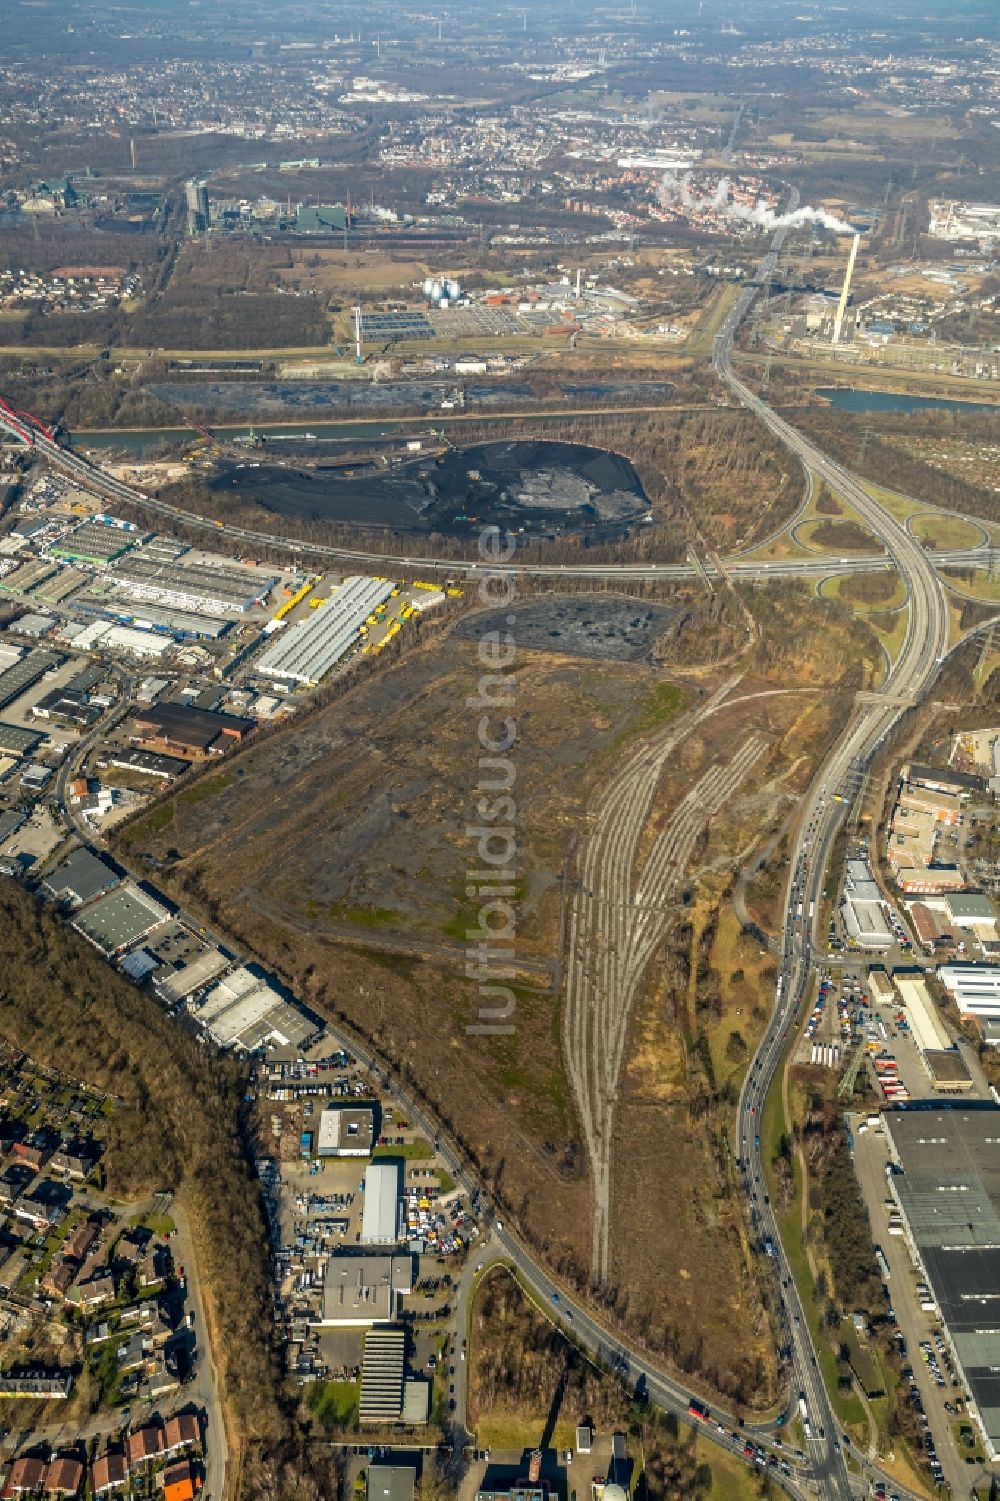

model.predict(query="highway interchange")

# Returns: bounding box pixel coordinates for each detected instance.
[0,233,976,1499]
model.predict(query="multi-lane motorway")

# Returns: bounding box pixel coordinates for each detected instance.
[719,237,950,1501]
[0,406,991,590]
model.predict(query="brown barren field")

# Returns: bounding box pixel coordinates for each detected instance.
[115,582,877,1405]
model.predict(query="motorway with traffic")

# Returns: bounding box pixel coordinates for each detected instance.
[720,232,951,1501]
[0,395,992,591]
[0,229,972,1499]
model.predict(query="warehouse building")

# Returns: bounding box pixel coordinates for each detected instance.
[841,895,893,949]
[894,974,972,1089]
[130,701,254,759]
[256,575,394,685]
[905,761,985,797]
[194,965,320,1053]
[50,518,138,565]
[317,1252,413,1327]
[111,553,274,614]
[154,948,230,1006]
[359,1327,406,1424]
[31,685,100,728]
[95,747,189,781]
[939,965,1000,1019]
[0,650,63,712]
[42,847,121,908]
[361,1161,402,1245]
[841,860,894,947]
[368,1467,416,1501]
[884,1105,1000,1459]
[0,722,45,757]
[72,882,170,955]
[74,580,235,641]
[317,1105,375,1157]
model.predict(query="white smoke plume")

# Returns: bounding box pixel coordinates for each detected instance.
[657,172,854,235]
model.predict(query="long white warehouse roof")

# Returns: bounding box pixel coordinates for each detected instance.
[256,575,394,684]
[940,965,1000,997]
[896,976,952,1054]
[361,1160,402,1245]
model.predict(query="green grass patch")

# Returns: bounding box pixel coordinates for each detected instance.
[474,1413,577,1450]
[372,1137,432,1162]
[698,1436,764,1501]
[306,1378,359,1429]
[910,512,985,551]
[327,904,398,929]
[128,1211,175,1237]
[608,681,684,755]
[143,802,175,834]
[177,771,236,808]
[837,1318,882,1398]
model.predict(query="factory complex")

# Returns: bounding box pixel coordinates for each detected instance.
[39,844,321,1058]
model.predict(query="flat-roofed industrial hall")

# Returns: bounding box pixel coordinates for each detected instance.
[884,1103,1000,1458]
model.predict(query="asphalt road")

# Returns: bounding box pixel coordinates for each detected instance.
[3,419,992,587]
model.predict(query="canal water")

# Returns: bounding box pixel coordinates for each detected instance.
[817,386,1000,416]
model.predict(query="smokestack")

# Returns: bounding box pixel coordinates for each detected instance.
[130,138,136,171]
[833,232,861,346]
[354,305,362,366]
[575,268,581,299]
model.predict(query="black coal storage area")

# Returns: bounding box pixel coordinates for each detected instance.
[211,439,652,542]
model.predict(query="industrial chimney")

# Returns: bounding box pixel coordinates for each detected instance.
[832,232,861,346]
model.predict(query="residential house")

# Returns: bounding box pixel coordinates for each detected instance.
[40,1261,76,1300]
[43,1456,84,1496]
[162,1460,196,1501]
[163,1413,201,1456]
[6,1455,47,1494]
[62,1221,99,1263]
[51,1143,98,1180]
[91,1452,128,1495]
[76,1272,115,1308]
[124,1425,163,1469]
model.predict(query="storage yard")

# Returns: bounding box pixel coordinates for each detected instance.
[211,438,650,541]
[257,1050,481,1404]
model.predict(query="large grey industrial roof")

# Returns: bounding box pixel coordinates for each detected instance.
[368,1466,416,1501]
[885,1106,1000,1446]
[0,721,44,756]
[71,882,168,954]
[0,650,63,712]
[257,575,394,684]
[42,846,121,906]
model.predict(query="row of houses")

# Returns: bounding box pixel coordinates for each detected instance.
[3,1413,201,1499]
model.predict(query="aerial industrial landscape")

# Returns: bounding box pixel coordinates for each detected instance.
[6,1,1000,1499]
